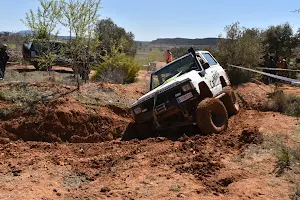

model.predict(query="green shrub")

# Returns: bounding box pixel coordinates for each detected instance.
[275,146,291,176]
[226,68,253,85]
[263,134,300,176]
[93,53,140,84]
[262,90,300,117]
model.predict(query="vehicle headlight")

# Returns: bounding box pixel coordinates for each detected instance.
[133,107,142,115]
[182,83,192,92]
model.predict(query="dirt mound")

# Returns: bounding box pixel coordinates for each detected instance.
[235,82,272,109]
[238,127,263,148]
[177,155,223,181]
[0,101,131,143]
[171,110,270,194]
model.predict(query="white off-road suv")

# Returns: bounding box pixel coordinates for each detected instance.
[124,48,239,140]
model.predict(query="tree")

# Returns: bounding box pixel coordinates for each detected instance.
[95,18,137,57]
[217,22,263,67]
[170,47,189,59]
[59,0,100,86]
[22,0,62,75]
[22,0,101,87]
[21,0,61,39]
[217,22,264,85]
[262,23,300,64]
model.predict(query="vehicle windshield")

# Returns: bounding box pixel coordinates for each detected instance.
[150,54,197,90]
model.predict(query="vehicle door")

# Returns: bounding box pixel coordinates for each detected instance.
[199,52,222,96]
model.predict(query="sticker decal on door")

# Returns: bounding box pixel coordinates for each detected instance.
[210,71,220,88]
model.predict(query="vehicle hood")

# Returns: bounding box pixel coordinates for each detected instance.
[131,72,194,108]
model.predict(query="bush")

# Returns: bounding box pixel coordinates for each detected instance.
[93,52,140,84]
[226,68,252,85]
[217,22,263,85]
[275,146,291,176]
[261,90,300,117]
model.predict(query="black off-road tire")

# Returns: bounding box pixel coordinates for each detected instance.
[122,122,138,141]
[136,122,154,139]
[121,121,154,140]
[196,98,228,134]
[221,86,240,116]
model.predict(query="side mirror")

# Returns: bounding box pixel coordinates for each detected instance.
[203,62,210,69]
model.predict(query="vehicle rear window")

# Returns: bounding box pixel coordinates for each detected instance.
[202,53,218,66]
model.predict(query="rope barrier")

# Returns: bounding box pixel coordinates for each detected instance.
[228,64,300,84]
[256,67,300,72]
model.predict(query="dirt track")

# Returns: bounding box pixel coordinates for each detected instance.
[0,71,299,199]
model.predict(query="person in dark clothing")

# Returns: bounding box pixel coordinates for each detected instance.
[0,44,9,80]
[269,56,276,68]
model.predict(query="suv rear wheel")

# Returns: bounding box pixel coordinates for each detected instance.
[196,98,228,134]
[221,86,239,116]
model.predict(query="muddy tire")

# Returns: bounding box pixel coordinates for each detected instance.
[122,122,138,141]
[122,121,153,140]
[221,86,240,116]
[196,98,228,134]
[136,122,154,139]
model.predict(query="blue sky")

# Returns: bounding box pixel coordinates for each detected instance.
[1,0,300,41]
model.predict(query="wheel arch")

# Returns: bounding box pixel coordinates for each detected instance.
[198,81,213,100]
[220,76,227,88]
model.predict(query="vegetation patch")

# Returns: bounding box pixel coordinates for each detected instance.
[262,133,300,176]
[93,52,140,84]
[261,90,300,117]
[0,84,53,105]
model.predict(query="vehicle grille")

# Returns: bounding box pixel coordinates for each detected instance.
[143,85,185,111]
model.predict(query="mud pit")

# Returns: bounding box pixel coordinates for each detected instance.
[0,76,299,199]
[0,109,297,199]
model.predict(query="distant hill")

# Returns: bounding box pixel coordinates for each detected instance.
[17,30,33,36]
[0,30,74,40]
[150,37,219,46]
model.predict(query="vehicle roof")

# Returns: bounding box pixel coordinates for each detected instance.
[151,50,210,75]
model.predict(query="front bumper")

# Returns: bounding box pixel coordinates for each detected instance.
[133,88,198,123]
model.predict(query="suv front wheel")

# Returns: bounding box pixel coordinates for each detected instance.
[196,98,228,134]
[122,121,154,140]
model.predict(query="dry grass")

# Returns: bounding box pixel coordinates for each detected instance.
[261,133,300,176]
[0,83,53,105]
[3,69,77,86]
[261,90,300,117]
[235,129,300,199]
[290,183,300,200]
[73,87,131,109]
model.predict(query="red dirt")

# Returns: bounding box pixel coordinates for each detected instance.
[235,82,273,109]
[0,74,299,199]
[0,100,130,143]
[0,108,297,199]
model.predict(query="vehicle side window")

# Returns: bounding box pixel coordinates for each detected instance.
[202,53,218,66]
